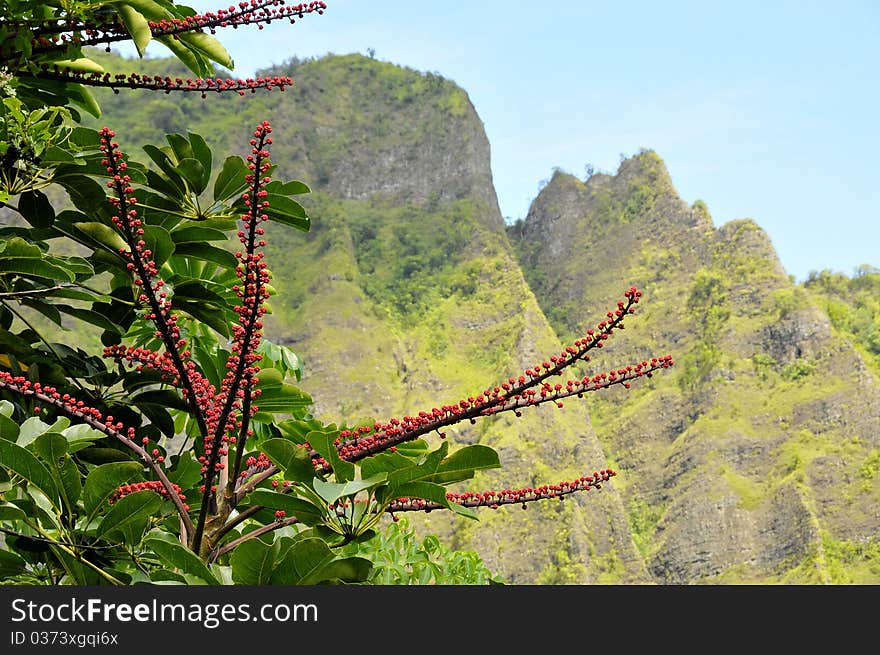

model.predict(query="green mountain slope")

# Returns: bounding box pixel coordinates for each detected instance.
[78,51,657,583]
[509,152,880,582]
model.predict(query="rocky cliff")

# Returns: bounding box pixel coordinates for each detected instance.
[509,153,880,582]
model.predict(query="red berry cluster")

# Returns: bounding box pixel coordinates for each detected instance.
[35,67,294,96]
[99,129,217,431]
[239,452,274,480]
[387,470,617,514]
[200,121,273,487]
[26,1,327,60]
[0,371,191,527]
[321,288,673,468]
[145,1,328,36]
[110,480,188,511]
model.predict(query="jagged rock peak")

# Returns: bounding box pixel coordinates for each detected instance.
[264,53,503,224]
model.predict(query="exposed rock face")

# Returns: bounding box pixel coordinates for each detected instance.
[510,151,880,583]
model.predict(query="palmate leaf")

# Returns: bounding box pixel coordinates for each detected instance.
[154,35,213,79]
[259,438,315,484]
[144,529,219,584]
[95,489,162,539]
[171,226,229,244]
[55,305,125,334]
[17,189,55,228]
[305,429,353,483]
[83,462,144,515]
[177,30,234,70]
[174,158,206,195]
[213,156,248,202]
[270,537,371,585]
[383,481,478,520]
[116,3,152,57]
[245,490,326,526]
[172,242,237,269]
[312,474,388,505]
[230,537,277,585]
[0,438,61,508]
[32,431,81,510]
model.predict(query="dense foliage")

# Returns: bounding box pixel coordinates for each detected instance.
[0,1,673,585]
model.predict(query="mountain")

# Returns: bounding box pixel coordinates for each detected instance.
[43,51,880,582]
[509,154,880,582]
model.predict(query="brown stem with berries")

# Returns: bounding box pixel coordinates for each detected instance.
[22,1,327,58]
[191,122,274,555]
[0,374,194,538]
[100,129,211,442]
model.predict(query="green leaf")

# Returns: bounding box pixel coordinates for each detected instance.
[170,226,228,243]
[165,133,194,162]
[245,490,325,526]
[174,158,206,194]
[187,132,213,188]
[55,305,124,334]
[254,383,313,415]
[117,4,152,57]
[213,156,248,201]
[70,127,102,148]
[71,222,127,252]
[312,474,387,506]
[0,549,28,578]
[52,58,105,74]
[0,438,61,507]
[167,451,202,490]
[56,458,82,508]
[66,84,101,119]
[117,0,172,21]
[230,537,277,585]
[0,502,27,522]
[32,431,69,489]
[171,297,230,338]
[263,194,310,231]
[259,439,315,484]
[388,481,478,520]
[0,257,74,281]
[172,242,237,268]
[21,297,62,326]
[40,146,78,164]
[265,179,311,196]
[51,546,104,585]
[17,190,55,228]
[142,144,187,197]
[428,444,500,483]
[269,537,335,585]
[83,461,143,515]
[307,430,353,483]
[144,529,219,584]
[306,556,372,584]
[142,225,175,267]
[131,389,189,412]
[178,30,234,70]
[0,412,19,442]
[96,489,162,539]
[56,177,107,215]
[155,35,212,79]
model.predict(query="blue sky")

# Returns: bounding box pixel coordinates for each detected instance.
[135,1,879,281]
